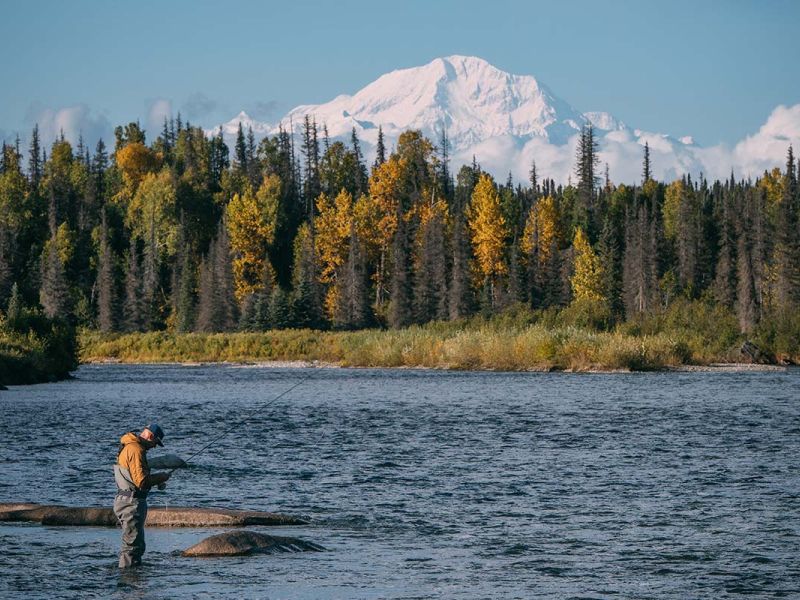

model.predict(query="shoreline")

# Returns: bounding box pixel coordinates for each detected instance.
[81,357,788,373]
[78,328,797,375]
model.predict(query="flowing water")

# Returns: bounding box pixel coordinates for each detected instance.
[1,364,799,599]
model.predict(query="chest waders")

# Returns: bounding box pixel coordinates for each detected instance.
[113,440,149,568]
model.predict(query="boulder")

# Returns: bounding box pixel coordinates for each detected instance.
[148,454,188,469]
[182,530,324,557]
[0,503,307,527]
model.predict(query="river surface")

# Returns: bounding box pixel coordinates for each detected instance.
[0,365,798,599]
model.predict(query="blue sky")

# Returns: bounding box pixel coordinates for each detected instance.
[1,0,798,147]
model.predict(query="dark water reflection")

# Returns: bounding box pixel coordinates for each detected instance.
[1,365,799,598]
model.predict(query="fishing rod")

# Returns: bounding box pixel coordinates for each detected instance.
[165,372,313,478]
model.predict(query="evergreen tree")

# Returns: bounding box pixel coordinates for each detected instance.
[28,124,43,187]
[414,201,448,323]
[388,216,413,328]
[234,122,247,173]
[335,225,371,329]
[290,222,324,328]
[437,127,452,200]
[575,125,599,240]
[774,146,800,313]
[374,125,386,169]
[302,115,321,218]
[39,237,70,320]
[268,287,292,329]
[96,210,116,332]
[123,238,144,331]
[195,219,238,332]
[350,127,368,198]
[642,142,652,183]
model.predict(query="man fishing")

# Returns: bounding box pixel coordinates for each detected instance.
[113,424,172,568]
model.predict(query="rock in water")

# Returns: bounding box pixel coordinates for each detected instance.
[182,530,324,557]
[0,503,307,527]
[148,454,187,469]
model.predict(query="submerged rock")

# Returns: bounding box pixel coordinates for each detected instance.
[182,530,324,557]
[148,454,188,469]
[0,503,307,527]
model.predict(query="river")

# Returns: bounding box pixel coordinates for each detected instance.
[1,364,798,599]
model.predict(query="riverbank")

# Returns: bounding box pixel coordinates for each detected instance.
[0,314,78,386]
[79,320,788,372]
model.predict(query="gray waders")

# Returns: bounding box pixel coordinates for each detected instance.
[114,464,148,568]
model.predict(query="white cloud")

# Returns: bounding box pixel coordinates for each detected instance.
[146,98,173,135]
[722,104,800,179]
[24,103,112,149]
[459,104,800,185]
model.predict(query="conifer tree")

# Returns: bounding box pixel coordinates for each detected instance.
[575,125,599,240]
[414,199,448,322]
[302,115,321,218]
[597,214,624,319]
[96,210,115,332]
[374,125,386,169]
[642,142,652,183]
[195,220,238,332]
[28,125,43,188]
[234,122,247,173]
[123,238,144,331]
[774,146,800,313]
[267,286,291,329]
[39,235,71,320]
[290,222,324,328]
[350,128,368,198]
[335,224,370,329]
[388,215,413,328]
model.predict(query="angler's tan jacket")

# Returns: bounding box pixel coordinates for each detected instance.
[116,432,151,490]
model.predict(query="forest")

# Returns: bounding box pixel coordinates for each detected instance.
[1,117,799,376]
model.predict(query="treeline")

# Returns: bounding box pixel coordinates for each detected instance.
[1,118,799,358]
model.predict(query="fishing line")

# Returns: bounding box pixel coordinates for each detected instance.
[166,371,313,478]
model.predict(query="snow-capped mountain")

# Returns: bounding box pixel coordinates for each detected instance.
[212,110,272,139]
[210,56,800,184]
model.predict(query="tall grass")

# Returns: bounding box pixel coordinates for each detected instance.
[81,323,695,371]
[79,298,797,371]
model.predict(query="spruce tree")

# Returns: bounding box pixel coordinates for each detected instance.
[28,124,43,187]
[234,122,247,173]
[195,220,238,332]
[642,142,652,183]
[290,223,324,328]
[774,146,800,314]
[335,225,371,329]
[388,216,413,328]
[575,125,599,241]
[414,206,448,322]
[268,287,291,329]
[123,238,144,331]
[374,125,386,169]
[96,211,115,332]
[40,193,71,320]
[350,127,368,198]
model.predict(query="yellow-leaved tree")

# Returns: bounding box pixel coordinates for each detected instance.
[570,227,605,301]
[662,179,684,241]
[126,169,178,256]
[521,195,561,306]
[364,156,404,306]
[314,188,354,318]
[226,174,281,301]
[116,142,159,192]
[467,173,507,299]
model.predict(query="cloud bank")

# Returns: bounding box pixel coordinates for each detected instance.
[22,103,112,150]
